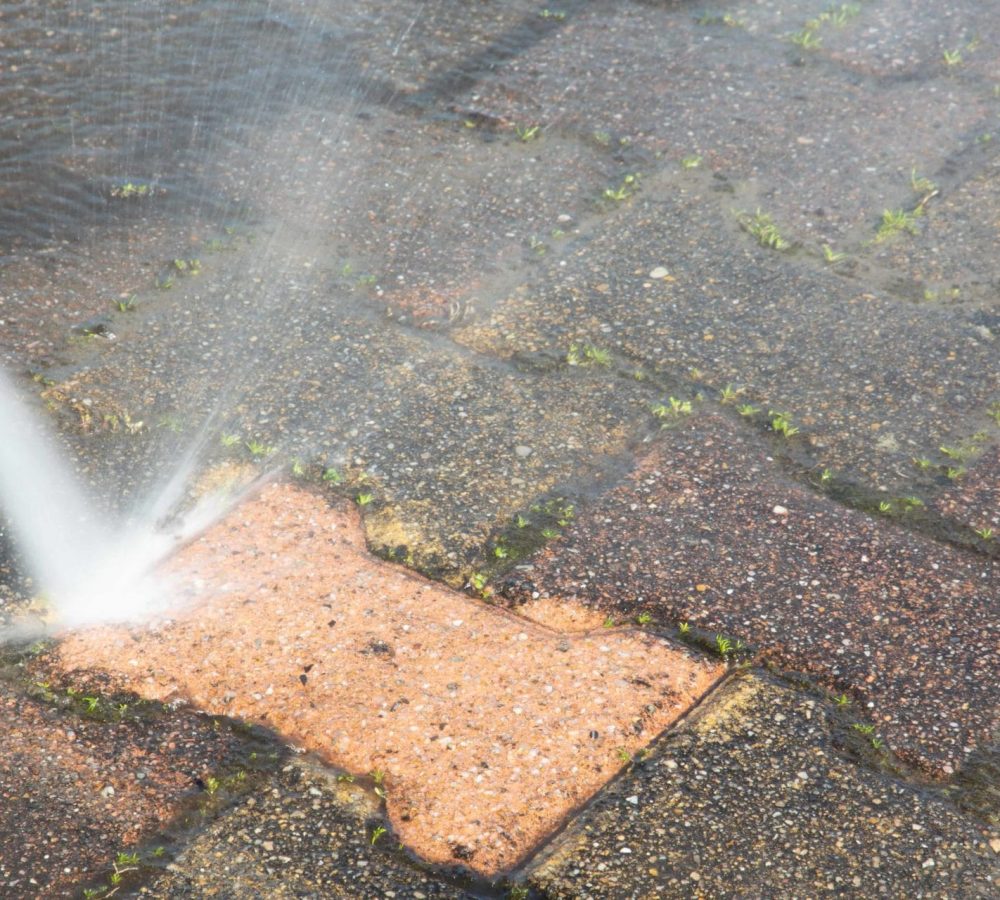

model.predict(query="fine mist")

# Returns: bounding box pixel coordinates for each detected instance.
[0,368,244,631]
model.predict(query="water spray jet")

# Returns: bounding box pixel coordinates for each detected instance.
[0,369,266,636]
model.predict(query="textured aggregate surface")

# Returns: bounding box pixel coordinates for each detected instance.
[2,0,1000,895]
[501,414,999,775]
[528,673,999,899]
[54,483,721,876]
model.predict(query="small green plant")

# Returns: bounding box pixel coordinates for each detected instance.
[678,621,690,635]
[790,29,822,50]
[539,8,566,19]
[738,209,790,250]
[652,397,693,422]
[899,496,924,510]
[834,693,849,707]
[770,411,799,437]
[322,467,345,484]
[83,696,100,712]
[697,12,744,27]
[493,544,509,559]
[370,825,387,845]
[940,444,972,461]
[819,468,833,483]
[826,3,861,26]
[469,572,488,592]
[878,500,892,513]
[681,154,702,169]
[974,527,995,540]
[204,776,221,795]
[515,123,540,142]
[737,403,760,417]
[603,616,616,628]
[152,846,166,858]
[541,527,559,539]
[603,173,640,202]
[719,384,741,403]
[987,402,1000,425]
[220,433,241,448]
[336,773,355,783]
[115,294,138,312]
[852,723,875,735]
[245,439,274,458]
[822,245,846,263]
[910,168,937,195]
[871,737,884,750]
[515,514,529,528]
[946,466,965,480]
[509,886,530,900]
[616,747,633,763]
[290,459,306,478]
[115,852,140,866]
[636,612,652,626]
[715,634,733,656]
[356,492,374,506]
[567,343,611,366]
[172,258,201,274]
[913,456,933,470]
[943,48,962,66]
[110,181,151,199]
[155,272,174,290]
[875,208,920,242]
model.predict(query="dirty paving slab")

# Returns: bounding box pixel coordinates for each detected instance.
[500,414,999,777]
[141,758,477,899]
[0,665,257,898]
[452,178,1000,497]
[527,673,999,899]
[452,0,1000,243]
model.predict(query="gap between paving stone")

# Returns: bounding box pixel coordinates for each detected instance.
[52,482,722,877]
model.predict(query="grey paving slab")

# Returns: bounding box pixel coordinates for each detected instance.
[453,178,1000,493]
[454,0,996,243]
[527,673,1000,899]
[499,413,1000,775]
[142,759,476,899]
[19,226,652,580]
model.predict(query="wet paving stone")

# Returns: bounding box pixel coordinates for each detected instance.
[452,0,996,244]
[142,758,475,899]
[453,182,1000,493]
[214,105,615,329]
[933,444,1000,536]
[527,673,999,899]
[0,673,248,899]
[865,156,1000,307]
[53,483,722,876]
[501,414,999,775]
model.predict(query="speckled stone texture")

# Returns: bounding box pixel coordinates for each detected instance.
[503,414,999,776]
[934,446,1000,535]
[0,679,247,898]
[55,483,722,876]
[143,759,475,899]
[528,674,999,899]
